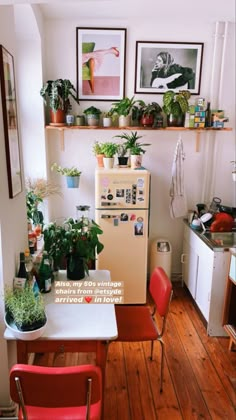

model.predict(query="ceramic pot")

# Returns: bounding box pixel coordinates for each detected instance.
[5,313,47,341]
[118,156,129,167]
[103,157,115,169]
[67,255,85,280]
[140,115,154,127]
[130,154,142,169]
[103,117,112,127]
[119,115,131,128]
[66,176,80,188]
[167,113,185,127]
[86,115,100,126]
[75,115,85,126]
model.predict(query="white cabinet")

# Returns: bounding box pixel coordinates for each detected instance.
[182,224,231,336]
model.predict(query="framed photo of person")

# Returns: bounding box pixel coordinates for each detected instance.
[135,41,204,95]
[0,45,22,198]
[76,27,127,101]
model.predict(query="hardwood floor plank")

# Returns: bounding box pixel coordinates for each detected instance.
[104,342,130,420]
[123,342,157,420]
[142,341,183,420]
[170,290,235,419]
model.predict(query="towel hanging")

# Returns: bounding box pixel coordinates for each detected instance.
[169,135,188,218]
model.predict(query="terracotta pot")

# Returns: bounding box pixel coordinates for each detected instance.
[50,109,65,124]
[96,154,105,168]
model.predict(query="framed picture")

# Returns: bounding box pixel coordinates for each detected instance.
[0,45,22,198]
[135,41,204,95]
[76,27,126,101]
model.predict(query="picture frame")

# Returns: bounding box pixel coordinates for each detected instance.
[0,45,22,198]
[76,27,126,101]
[135,41,204,95]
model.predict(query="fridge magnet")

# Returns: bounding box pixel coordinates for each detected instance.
[134,221,144,236]
[137,178,145,188]
[116,188,124,198]
[120,213,129,222]
[114,218,119,226]
[130,214,136,221]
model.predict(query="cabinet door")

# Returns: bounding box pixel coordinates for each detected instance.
[195,248,214,321]
[182,238,198,299]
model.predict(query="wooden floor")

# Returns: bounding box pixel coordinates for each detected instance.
[34,283,236,420]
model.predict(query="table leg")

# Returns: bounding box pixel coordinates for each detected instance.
[17,341,28,364]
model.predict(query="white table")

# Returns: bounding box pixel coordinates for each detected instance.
[4,270,117,380]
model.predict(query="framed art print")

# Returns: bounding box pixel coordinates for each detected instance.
[0,45,22,198]
[76,27,126,101]
[135,41,204,95]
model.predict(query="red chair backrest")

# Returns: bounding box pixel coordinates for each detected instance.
[10,364,102,408]
[149,267,172,317]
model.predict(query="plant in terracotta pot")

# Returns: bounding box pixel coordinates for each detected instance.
[40,79,79,124]
[93,141,105,167]
[163,90,191,127]
[4,285,46,334]
[43,217,104,280]
[83,106,101,126]
[51,163,82,188]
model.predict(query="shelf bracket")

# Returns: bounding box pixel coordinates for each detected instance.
[59,128,65,151]
[195,131,201,152]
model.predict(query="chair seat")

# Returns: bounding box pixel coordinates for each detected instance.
[19,403,101,420]
[115,305,158,341]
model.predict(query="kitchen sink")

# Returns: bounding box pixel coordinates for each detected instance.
[202,231,236,248]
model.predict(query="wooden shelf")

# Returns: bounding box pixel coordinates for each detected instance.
[45,125,233,152]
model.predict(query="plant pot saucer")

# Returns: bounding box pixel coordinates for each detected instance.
[118,165,129,168]
[49,123,66,127]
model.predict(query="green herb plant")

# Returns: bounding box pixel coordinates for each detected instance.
[51,163,82,177]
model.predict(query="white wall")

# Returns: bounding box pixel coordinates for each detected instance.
[0,5,28,411]
[43,17,235,273]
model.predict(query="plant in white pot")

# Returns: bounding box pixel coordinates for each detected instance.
[130,144,149,169]
[51,163,82,188]
[110,96,144,128]
[102,142,118,169]
[4,285,47,340]
[83,106,101,126]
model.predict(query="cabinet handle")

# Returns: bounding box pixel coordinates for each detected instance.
[181,253,187,264]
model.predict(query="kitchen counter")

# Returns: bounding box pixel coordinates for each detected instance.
[183,219,236,252]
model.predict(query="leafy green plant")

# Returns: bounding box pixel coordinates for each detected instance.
[40,79,79,113]
[114,131,150,153]
[111,96,145,117]
[92,141,105,155]
[83,106,102,117]
[102,142,118,158]
[130,145,147,155]
[5,286,46,330]
[43,217,104,276]
[26,191,44,225]
[163,90,191,117]
[116,144,128,157]
[51,163,82,177]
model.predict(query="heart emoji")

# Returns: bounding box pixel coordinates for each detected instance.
[85,297,92,303]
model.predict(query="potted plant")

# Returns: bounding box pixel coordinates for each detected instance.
[111,96,145,127]
[163,90,191,127]
[116,144,129,167]
[40,79,79,125]
[83,106,101,126]
[129,144,147,169]
[139,102,162,127]
[102,142,118,169]
[4,285,47,339]
[51,163,82,188]
[102,110,114,128]
[93,141,105,167]
[114,131,150,155]
[43,217,104,280]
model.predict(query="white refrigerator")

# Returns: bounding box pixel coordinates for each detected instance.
[95,168,150,304]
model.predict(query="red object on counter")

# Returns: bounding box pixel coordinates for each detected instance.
[210,212,234,232]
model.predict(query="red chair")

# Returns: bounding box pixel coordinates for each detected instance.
[115,266,173,392]
[9,364,102,420]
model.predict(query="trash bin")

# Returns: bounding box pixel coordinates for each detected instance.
[149,238,172,278]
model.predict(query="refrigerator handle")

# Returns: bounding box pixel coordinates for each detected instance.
[101,215,118,219]
[101,202,120,206]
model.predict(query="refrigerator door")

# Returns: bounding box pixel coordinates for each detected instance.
[95,168,150,209]
[95,208,148,303]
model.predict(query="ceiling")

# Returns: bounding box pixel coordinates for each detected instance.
[0,0,235,21]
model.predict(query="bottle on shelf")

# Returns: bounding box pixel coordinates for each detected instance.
[38,251,52,293]
[14,252,28,290]
[205,102,212,128]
